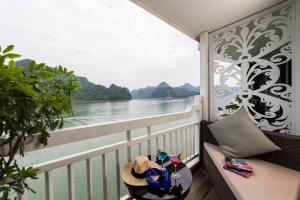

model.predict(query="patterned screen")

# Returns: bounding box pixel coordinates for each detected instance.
[209,3,294,133]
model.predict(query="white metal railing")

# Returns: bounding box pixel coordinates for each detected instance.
[15,96,202,200]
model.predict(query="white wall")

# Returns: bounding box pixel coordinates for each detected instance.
[199,32,210,120]
[294,0,300,134]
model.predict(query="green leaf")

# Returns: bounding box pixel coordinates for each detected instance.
[38,71,53,79]
[58,118,64,129]
[58,65,63,73]
[3,45,14,53]
[8,60,15,68]
[4,53,21,59]
[50,120,59,130]
[67,71,74,76]
[36,63,45,71]
[28,61,36,72]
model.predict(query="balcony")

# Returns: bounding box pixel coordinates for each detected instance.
[10,94,299,200]
[4,92,299,200]
[1,0,300,199]
[11,96,203,200]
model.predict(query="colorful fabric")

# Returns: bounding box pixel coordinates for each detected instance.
[145,168,171,191]
[224,156,253,178]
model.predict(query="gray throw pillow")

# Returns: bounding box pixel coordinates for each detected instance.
[208,107,281,158]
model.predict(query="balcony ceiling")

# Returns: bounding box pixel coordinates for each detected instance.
[130,0,285,41]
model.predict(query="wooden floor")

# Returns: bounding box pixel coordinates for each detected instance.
[186,167,219,200]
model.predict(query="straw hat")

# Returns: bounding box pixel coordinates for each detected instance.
[121,155,161,186]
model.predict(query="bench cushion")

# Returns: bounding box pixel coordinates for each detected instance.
[204,142,300,200]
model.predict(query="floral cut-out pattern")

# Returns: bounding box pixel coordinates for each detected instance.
[210,5,293,133]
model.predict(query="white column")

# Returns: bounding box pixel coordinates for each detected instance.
[294,0,300,134]
[199,32,210,120]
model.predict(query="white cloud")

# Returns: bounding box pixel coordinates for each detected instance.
[0,0,200,89]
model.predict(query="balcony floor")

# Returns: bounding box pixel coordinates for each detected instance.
[187,167,219,200]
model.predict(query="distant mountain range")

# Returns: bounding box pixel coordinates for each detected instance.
[131,82,200,99]
[73,76,132,101]
[15,59,201,101]
[15,59,132,101]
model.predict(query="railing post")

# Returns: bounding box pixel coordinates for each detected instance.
[180,129,184,155]
[175,130,178,155]
[198,122,203,165]
[67,164,75,200]
[147,126,151,155]
[192,125,196,156]
[169,132,173,155]
[126,130,131,162]
[163,135,166,152]
[138,143,142,155]
[156,137,159,152]
[45,171,53,200]
[190,126,193,157]
[86,159,92,200]
[185,128,188,160]
[102,154,107,200]
[115,150,121,199]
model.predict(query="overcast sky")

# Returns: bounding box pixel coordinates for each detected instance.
[0,0,200,90]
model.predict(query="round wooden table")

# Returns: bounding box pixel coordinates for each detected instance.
[125,159,192,200]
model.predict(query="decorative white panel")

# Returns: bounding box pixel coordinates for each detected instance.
[209,3,294,133]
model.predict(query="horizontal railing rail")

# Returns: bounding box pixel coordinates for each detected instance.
[33,121,199,173]
[14,96,202,200]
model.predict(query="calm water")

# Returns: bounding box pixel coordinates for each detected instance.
[64,97,195,127]
[16,97,196,200]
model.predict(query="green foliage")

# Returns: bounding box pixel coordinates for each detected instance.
[0,45,79,199]
[73,76,132,101]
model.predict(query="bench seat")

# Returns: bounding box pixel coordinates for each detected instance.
[204,142,300,200]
